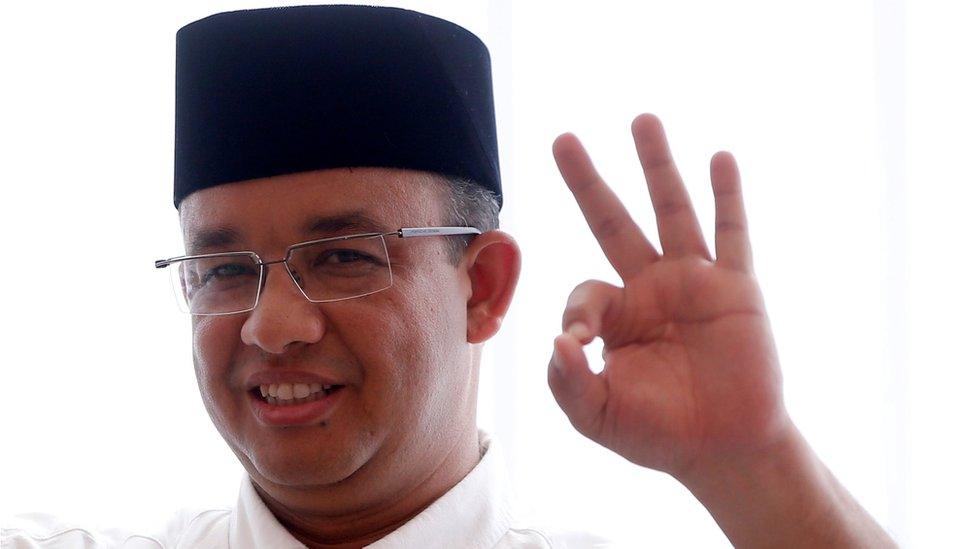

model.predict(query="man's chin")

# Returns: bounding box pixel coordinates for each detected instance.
[244,448,364,488]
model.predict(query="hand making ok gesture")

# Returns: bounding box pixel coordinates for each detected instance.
[548,113,897,548]
[547,113,786,480]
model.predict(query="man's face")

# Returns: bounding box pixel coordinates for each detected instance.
[179,168,477,502]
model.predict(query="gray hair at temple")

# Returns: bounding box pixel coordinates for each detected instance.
[435,175,501,266]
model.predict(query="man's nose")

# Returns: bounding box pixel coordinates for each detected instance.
[240,262,326,354]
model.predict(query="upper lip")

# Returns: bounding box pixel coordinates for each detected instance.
[245,370,346,390]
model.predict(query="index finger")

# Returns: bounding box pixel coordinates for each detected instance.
[553,132,659,280]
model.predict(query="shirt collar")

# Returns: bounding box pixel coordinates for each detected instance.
[230,429,517,549]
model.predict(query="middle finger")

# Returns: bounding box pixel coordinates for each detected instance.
[631,114,712,260]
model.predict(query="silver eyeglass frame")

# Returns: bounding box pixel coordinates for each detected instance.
[154,226,482,316]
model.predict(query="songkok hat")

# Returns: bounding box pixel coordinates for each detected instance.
[174,5,501,209]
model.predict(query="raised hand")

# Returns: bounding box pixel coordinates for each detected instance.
[547,114,898,548]
[547,113,787,479]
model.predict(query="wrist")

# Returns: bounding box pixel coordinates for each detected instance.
[676,421,836,546]
[676,417,808,492]
[674,420,896,548]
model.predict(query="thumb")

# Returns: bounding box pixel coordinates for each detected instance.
[548,330,608,440]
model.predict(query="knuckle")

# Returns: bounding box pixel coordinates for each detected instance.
[592,214,628,240]
[710,172,741,196]
[561,307,585,330]
[715,220,746,233]
[566,279,602,303]
[576,175,599,192]
[712,185,740,198]
[575,278,605,292]
[562,279,615,330]
[644,152,673,172]
[655,199,690,218]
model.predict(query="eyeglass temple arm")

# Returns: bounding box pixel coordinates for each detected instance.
[397,227,482,238]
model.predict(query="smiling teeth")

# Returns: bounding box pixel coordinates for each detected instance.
[259,382,331,405]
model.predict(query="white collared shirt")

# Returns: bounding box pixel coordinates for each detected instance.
[3,430,613,548]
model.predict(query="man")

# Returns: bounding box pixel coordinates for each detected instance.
[2,5,896,548]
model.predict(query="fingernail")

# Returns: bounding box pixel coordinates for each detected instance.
[567,322,589,341]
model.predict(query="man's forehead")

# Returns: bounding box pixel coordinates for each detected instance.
[178,167,444,251]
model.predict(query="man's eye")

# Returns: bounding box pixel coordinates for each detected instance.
[203,262,256,281]
[317,250,370,265]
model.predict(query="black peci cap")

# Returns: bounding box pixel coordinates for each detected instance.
[174,5,501,209]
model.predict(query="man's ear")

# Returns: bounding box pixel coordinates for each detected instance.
[462,230,521,344]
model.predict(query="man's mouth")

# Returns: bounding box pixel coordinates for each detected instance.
[252,383,344,406]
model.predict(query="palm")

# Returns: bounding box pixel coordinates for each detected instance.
[549,114,787,478]
[597,260,781,476]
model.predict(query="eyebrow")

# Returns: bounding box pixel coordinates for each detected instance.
[186,211,390,254]
[302,211,389,238]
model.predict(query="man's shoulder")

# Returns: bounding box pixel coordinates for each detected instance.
[1,506,231,548]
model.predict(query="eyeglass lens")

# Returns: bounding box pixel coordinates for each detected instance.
[169,235,393,314]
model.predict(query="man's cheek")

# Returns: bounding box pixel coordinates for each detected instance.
[191,317,242,410]
[193,316,241,366]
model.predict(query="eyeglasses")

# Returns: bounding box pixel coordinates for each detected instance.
[154,226,481,316]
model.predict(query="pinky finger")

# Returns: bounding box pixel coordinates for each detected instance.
[710,151,754,273]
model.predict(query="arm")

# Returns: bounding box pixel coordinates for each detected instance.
[547,113,896,547]
[680,421,895,548]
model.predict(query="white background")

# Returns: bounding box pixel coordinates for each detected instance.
[2,1,974,547]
